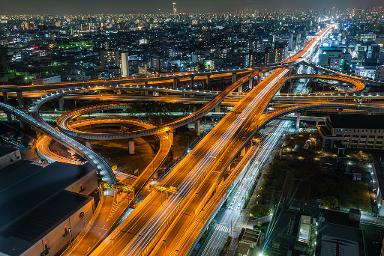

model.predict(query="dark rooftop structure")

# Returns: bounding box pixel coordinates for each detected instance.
[0,191,90,255]
[0,160,94,255]
[329,114,384,130]
[0,145,17,157]
[317,209,365,256]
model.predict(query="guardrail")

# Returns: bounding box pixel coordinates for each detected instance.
[0,102,117,184]
[56,71,261,140]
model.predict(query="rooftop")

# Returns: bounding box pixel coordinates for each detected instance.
[0,160,94,255]
[0,161,94,230]
[0,145,18,157]
[329,114,384,130]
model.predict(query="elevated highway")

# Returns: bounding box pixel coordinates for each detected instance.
[54,71,260,140]
[0,68,253,92]
[7,23,377,256]
[150,101,384,256]
[281,73,366,93]
[61,117,172,256]
[301,60,384,85]
[90,26,334,256]
[0,102,117,184]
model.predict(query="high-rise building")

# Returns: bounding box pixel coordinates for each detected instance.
[172,2,177,15]
[150,56,161,71]
[121,52,129,78]
[101,50,120,68]
[319,46,344,68]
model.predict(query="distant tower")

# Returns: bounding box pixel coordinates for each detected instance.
[121,52,129,78]
[172,2,177,15]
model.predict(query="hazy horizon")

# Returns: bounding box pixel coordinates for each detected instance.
[0,0,382,15]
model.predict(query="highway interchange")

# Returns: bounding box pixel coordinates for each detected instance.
[1,23,384,255]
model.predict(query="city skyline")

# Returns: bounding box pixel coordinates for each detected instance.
[0,0,383,14]
[1,4,384,256]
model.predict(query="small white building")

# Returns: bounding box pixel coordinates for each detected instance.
[32,75,61,85]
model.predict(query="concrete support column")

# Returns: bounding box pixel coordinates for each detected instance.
[289,79,294,92]
[206,75,211,88]
[2,91,8,103]
[59,97,65,111]
[128,140,135,155]
[173,78,179,89]
[296,112,301,130]
[2,92,12,121]
[232,72,237,84]
[16,91,24,108]
[248,78,254,90]
[190,76,195,88]
[215,105,220,113]
[237,84,243,93]
[144,90,149,96]
[85,141,92,149]
[194,119,201,136]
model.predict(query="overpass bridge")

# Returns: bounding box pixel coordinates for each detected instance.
[4,23,381,256]
[0,102,117,184]
[90,25,335,256]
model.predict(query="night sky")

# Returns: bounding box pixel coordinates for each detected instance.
[0,0,382,14]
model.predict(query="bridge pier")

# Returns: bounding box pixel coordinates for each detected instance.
[215,104,221,113]
[194,119,201,136]
[237,84,243,93]
[85,141,92,149]
[2,92,12,121]
[248,78,254,90]
[2,91,8,103]
[232,72,237,84]
[205,75,211,88]
[59,97,65,111]
[296,112,301,130]
[128,140,135,155]
[190,76,195,88]
[173,78,179,89]
[254,74,261,84]
[16,91,24,108]
[289,79,294,93]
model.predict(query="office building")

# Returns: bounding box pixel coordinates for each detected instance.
[319,114,384,150]
[121,52,129,78]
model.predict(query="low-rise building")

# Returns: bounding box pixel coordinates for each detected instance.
[317,209,364,256]
[237,228,261,256]
[0,146,21,169]
[0,161,98,256]
[32,75,61,85]
[318,114,384,150]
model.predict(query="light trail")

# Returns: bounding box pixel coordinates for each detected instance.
[200,121,290,255]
